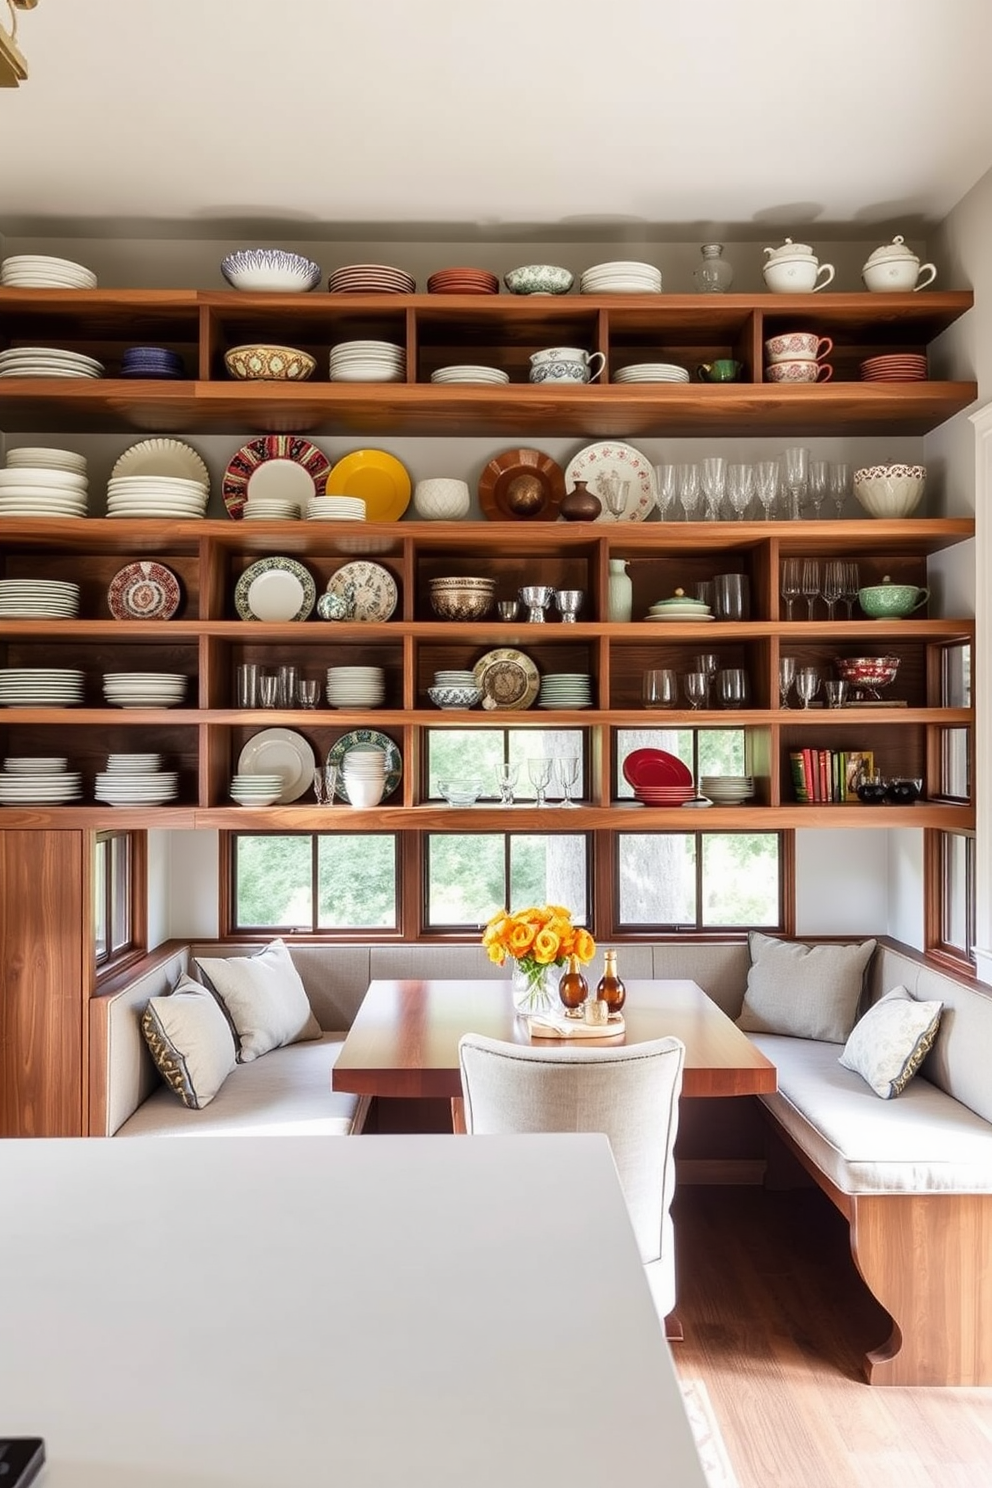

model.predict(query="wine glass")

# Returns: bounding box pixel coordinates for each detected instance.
[755,459,781,520]
[783,446,809,521]
[683,671,708,709]
[830,462,850,519]
[779,656,796,709]
[599,474,630,519]
[312,769,327,805]
[801,559,820,619]
[726,462,755,520]
[795,665,821,710]
[700,456,726,521]
[527,757,553,807]
[822,559,845,620]
[554,756,581,808]
[841,561,861,618]
[654,463,679,521]
[780,557,802,620]
[495,762,519,805]
[690,652,720,706]
[677,462,702,520]
[808,460,829,519]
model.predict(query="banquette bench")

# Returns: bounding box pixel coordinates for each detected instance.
[90,935,992,1386]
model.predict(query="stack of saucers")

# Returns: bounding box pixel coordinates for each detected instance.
[0,346,104,379]
[327,263,415,294]
[305,495,366,521]
[0,461,88,518]
[859,353,928,383]
[430,365,509,385]
[341,747,387,807]
[700,775,755,805]
[326,665,385,708]
[433,669,478,689]
[0,758,82,807]
[613,362,689,383]
[633,780,698,808]
[229,772,284,807]
[242,496,301,521]
[102,672,188,708]
[120,346,185,379]
[0,578,80,618]
[538,673,593,709]
[106,474,209,519]
[106,753,162,773]
[427,267,499,295]
[580,261,662,294]
[0,668,85,707]
[329,340,406,382]
[1,254,97,289]
[94,758,179,806]
[7,446,87,477]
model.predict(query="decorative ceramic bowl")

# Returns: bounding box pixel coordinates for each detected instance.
[504,264,574,295]
[437,778,484,806]
[224,344,316,381]
[429,585,494,620]
[834,655,901,691]
[853,464,926,518]
[413,478,471,520]
[427,685,483,710]
[220,249,322,293]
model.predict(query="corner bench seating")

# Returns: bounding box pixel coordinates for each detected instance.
[91,936,992,1386]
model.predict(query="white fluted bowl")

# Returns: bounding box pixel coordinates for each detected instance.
[853,464,926,518]
[413,478,471,520]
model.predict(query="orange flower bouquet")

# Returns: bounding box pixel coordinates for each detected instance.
[482,904,596,1014]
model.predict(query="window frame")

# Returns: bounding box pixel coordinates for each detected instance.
[422,829,594,933]
[94,829,145,976]
[226,830,403,938]
[924,828,976,972]
[608,829,792,939]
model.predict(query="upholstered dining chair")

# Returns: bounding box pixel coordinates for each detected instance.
[458,1033,686,1320]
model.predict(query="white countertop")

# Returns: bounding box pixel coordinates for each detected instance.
[0,1134,707,1488]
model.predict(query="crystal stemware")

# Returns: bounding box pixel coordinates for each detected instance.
[312,768,326,805]
[726,462,755,520]
[690,651,720,706]
[830,462,850,519]
[526,756,553,807]
[783,446,809,521]
[677,462,702,521]
[780,557,802,620]
[323,763,339,804]
[822,559,845,620]
[841,561,861,618]
[795,665,821,710]
[778,656,796,708]
[700,456,727,521]
[683,671,708,710]
[554,756,581,808]
[495,762,519,805]
[599,474,630,519]
[654,463,679,521]
[808,460,829,519]
[801,558,820,619]
[755,459,781,521]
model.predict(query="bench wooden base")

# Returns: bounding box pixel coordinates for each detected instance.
[763,1113,992,1386]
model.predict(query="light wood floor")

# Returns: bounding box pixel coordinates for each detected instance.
[671,1186,992,1488]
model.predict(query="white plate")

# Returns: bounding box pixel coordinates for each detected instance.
[246,458,316,506]
[235,557,316,621]
[237,728,315,804]
[111,439,210,488]
[564,441,657,522]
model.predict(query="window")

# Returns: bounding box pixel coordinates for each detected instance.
[426,726,586,803]
[616,832,783,930]
[926,830,976,968]
[231,834,398,932]
[94,831,140,967]
[425,833,590,930]
[615,727,747,798]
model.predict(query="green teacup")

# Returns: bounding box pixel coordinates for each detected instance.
[697,359,743,382]
[858,577,929,619]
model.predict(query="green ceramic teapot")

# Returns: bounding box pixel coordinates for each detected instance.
[858,576,929,619]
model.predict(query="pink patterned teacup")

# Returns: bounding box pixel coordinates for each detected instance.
[764,331,833,364]
[765,359,833,384]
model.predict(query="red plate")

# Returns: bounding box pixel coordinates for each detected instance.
[622,748,693,789]
[222,435,332,520]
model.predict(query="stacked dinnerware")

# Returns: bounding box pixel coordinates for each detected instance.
[106,474,208,518]
[580,261,662,294]
[700,775,755,805]
[0,758,82,807]
[428,667,482,709]
[613,362,689,383]
[538,673,593,709]
[106,753,161,772]
[341,746,387,808]
[326,665,385,708]
[0,668,85,707]
[427,267,499,295]
[242,496,301,521]
[433,669,477,687]
[0,460,88,518]
[329,339,406,383]
[0,346,104,379]
[430,365,509,385]
[7,447,87,475]
[0,579,80,618]
[94,757,179,806]
[220,249,322,293]
[633,780,697,808]
[327,263,415,294]
[305,495,366,521]
[229,772,284,807]
[859,353,928,383]
[102,672,188,708]
[120,346,185,378]
[1,254,97,289]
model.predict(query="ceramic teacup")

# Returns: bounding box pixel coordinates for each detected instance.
[858,581,929,618]
[764,332,833,364]
[765,359,833,383]
[863,259,937,293]
[697,359,743,382]
[762,259,835,293]
[529,348,605,384]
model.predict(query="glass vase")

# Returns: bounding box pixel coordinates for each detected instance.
[511,961,560,1016]
[693,243,734,293]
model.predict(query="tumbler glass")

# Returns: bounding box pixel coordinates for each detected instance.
[642,668,678,709]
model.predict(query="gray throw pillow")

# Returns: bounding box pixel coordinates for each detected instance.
[839,985,943,1098]
[141,973,237,1109]
[736,932,877,1043]
[195,938,321,1062]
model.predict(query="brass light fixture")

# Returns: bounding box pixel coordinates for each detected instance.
[0,0,38,88]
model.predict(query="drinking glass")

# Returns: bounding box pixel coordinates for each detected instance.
[841,561,861,618]
[677,462,702,520]
[258,674,279,708]
[830,462,850,519]
[778,656,796,708]
[527,757,553,807]
[795,665,820,709]
[276,664,299,709]
[642,668,678,708]
[495,762,519,805]
[554,756,581,808]
[755,459,781,520]
[783,446,809,520]
[683,671,708,709]
[822,559,845,620]
[297,679,319,708]
[780,557,802,619]
[690,652,720,706]
[717,667,748,708]
[823,680,849,709]
[654,463,679,521]
[599,475,630,519]
[726,462,755,520]
[700,455,726,521]
[312,769,326,805]
[236,662,260,709]
[323,763,339,803]
[808,460,829,519]
[801,559,820,619]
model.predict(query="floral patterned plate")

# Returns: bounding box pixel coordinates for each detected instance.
[107,561,181,620]
[564,441,657,522]
[234,556,316,621]
[223,435,331,520]
[324,560,398,622]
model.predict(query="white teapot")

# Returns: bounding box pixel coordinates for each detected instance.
[862,235,937,293]
[762,238,835,294]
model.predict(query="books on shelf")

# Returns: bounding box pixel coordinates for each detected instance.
[790,749,874,804]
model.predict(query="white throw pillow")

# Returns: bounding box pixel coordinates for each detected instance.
[141,974,237,1109]
[736,932,877,1043]
[839,985,943,1099]
[195,938,321,1062]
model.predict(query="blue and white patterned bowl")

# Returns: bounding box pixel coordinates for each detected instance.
[428,685,483,710]
[220,249,322,293]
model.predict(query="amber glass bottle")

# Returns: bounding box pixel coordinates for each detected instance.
[596,949,626,1014]
[558,954,589,1012]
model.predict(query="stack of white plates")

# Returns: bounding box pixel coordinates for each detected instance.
[102,672,188,708]
[329,340,406,383]
[538,673,593,709]
[580,261,662,294]
[306,495,366,521]
[1,255,97,289]
[0,758,82,806]
[94,762,179,806]
[341,747,387,807]
[0,463,89,517]
[229,772,284,807]
[0,347,104,379]
[613,363,689,383]
[242,497,301,521]
[700,775,755,805]
[0,579,80,618]
[433,670,477,686]
[326,666,385,708]
[430,365,509,385]
[106,753,163,773]
[0,668,85,706]
[7,447,88,474]
[106,475,209,519]
[327,263,415,294]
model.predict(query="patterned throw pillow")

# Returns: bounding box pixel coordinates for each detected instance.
[839,985,943,1099]
[737,933,877,1043]
[195,938,321,1063]
[141,974,237,1109]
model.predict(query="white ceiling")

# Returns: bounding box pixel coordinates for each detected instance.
[4,0,992,238]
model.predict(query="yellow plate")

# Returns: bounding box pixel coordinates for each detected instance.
[325,449,411,522]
